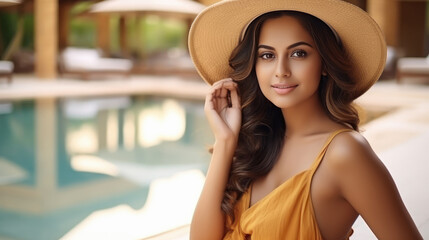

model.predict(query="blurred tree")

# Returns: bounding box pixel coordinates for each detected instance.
[2,14,23,60]
[0,12,33,60]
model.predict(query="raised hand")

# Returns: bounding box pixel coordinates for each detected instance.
[205,78,242,142]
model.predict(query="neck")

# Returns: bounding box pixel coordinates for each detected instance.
[281,94,334,138]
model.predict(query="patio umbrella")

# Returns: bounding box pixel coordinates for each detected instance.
[0,0,21,7]
[90,0,206,19]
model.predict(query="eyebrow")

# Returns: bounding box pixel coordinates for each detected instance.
[258,41,314,50]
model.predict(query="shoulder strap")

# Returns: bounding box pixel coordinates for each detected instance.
[310,129,352,171]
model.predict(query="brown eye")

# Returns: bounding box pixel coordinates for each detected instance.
[259,53,275,60]
[291,50,307,58]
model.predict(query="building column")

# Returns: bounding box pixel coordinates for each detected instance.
[58,1,72,51]
[35,0,58,79]
[96,13,110,57]
[367,0,400,47]
[398,1,427,57]
[119,16,130,58]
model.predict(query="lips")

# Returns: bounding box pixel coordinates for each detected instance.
[271,83,298,94]
[272,84,298,89]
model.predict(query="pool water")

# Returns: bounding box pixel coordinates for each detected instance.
[0,96,212,240]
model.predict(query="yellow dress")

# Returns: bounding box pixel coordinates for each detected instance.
[224,129,353,240]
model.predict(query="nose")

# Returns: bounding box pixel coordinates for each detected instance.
[275,56,291,78]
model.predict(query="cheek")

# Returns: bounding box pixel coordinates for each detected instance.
[255,62,268,80]
[293,60,323,89]
[292,59,322,78]
[255,61,275,86]
[255,63,268,87]
[255,63,273,99]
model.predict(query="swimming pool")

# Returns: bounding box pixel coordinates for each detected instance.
[0,95,212,240]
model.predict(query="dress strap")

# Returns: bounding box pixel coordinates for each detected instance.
[310,129,353,171]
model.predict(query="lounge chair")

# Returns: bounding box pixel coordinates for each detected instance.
[138,48,199,78]
[396,55,429,83]
[0,60,14,84]
[59,47,133,80]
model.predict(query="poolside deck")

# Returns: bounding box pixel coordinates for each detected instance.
[0,74,209,101]
[1,75,428,239]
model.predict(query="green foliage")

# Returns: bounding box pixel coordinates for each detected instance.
[22,14,34,50]
[0,5,188,59]
[70,1,93,15]
[0,13,17,51]
[69,18,96,48]
[140,16,187,53]
[109,15,187,57]
[0,12,34,56]
[69,2,96,48]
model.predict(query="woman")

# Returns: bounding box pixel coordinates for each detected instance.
[188,0,423,239]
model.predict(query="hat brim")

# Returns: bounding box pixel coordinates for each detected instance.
[188,0,386,99]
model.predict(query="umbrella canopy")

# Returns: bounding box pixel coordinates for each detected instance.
[90,0,206,19]
[0,0,21,7]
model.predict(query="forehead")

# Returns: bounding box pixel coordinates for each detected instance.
[258,15,314,45]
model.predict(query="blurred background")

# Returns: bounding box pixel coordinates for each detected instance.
[0,0,428,239]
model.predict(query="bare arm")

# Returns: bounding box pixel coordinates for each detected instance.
[190,79,241,240]
[329,132,422,240]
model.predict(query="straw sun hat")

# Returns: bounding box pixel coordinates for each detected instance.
[188,0,387,99]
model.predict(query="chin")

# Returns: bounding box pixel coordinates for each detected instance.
[268,98,298,110]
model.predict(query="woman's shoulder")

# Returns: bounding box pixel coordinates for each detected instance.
[321,129,395,198]
[330,130,372,154]
[323,130,382,174]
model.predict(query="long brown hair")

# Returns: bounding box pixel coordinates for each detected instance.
[222,11,360,224]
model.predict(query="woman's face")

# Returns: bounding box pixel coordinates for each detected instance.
[255,15,324,109]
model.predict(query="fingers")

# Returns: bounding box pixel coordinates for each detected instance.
[208,79,234,101]
[206,78,241,111]
[229,85,240,109]
[205,81,226,112]
[217,79,240,109]
[212,78,233,88]
[212,78,232,98]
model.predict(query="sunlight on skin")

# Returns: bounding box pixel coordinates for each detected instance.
[60,169,205,240]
